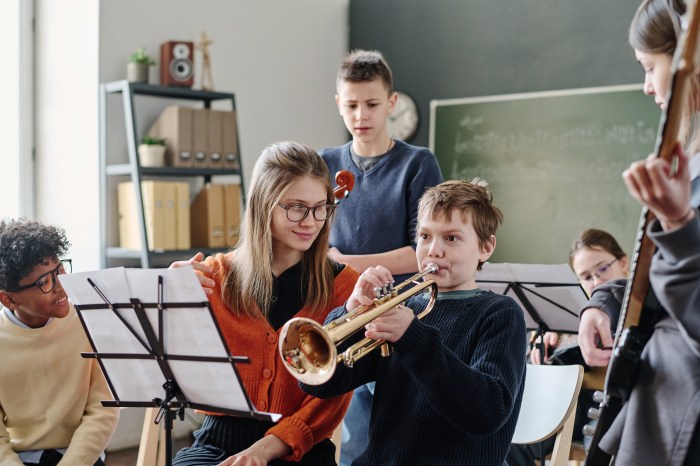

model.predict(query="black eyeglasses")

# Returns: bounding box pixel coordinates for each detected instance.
[578,259,617,284]
[277,202,336,222]
[12,259,72,294]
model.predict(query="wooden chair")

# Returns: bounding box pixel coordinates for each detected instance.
[332,422,343,464]
[512,364,584,466]
[137,407,165,466]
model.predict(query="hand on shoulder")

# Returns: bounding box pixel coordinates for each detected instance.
[170,252,216,295]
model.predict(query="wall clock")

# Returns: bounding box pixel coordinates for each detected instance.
[388,91,419,141]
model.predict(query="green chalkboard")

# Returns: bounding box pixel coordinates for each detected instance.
[429,85,661,264]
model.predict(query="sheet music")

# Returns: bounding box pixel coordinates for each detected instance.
[58,266,281,421]
[476,262,588,333]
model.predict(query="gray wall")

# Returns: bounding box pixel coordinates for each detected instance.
[349,0,644,148]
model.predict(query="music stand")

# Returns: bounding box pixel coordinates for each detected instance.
[59,266,281,466]
[477,262,587,337]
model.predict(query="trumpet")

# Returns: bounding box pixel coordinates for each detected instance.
[278,263,439,385]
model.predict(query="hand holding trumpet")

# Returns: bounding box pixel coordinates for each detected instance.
[349,265,415,343]
[279,263,437,384]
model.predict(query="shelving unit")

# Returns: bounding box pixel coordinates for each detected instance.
[99,80,244,268]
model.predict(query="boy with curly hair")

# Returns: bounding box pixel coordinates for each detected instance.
[0,219,118,466]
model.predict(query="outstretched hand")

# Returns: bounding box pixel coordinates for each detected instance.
[170,252,216,295]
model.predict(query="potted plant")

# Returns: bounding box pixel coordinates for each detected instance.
[138,135,167,167]
[127,47,156,83]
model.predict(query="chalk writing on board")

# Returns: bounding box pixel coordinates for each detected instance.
[430,85,661,263]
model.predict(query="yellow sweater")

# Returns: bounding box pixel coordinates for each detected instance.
[0,306,119,466]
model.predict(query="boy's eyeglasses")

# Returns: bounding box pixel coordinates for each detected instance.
[12,259,72,294]
[578,259,617,284]
[277,202,336,222]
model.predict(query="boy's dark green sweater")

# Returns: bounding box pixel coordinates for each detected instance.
[303,290,527,466]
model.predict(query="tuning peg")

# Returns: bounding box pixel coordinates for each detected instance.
[582,424,597,437]
[588,407,600,420]
[592,390,604,403]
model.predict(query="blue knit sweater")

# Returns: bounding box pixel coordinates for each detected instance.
[321,140,443,283]
[303,291,527,466]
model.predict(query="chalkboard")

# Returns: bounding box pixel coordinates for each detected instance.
[429,84,661,264]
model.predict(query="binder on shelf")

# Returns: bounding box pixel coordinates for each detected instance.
[223,184,242,247]
[148,105,194,168]
[163,183,177,250]
[118,182,139,250]
[175,182,191,250]
[208,110,224,170]
[190,183,225,248]
[143,181,169,250]
[222,110,240,170]
[192,108,210,168]
[118,181,176,251]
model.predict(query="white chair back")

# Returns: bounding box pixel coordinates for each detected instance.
[512,364,584,466]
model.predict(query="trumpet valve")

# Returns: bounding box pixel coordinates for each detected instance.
[380,342,392,357]
[341,349,355,368]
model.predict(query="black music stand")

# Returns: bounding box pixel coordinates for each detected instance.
[477,262,587,336]
[476,262,588,465]
[59,267,281,466]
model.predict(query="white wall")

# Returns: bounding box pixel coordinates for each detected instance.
[0,0,33,220]
[34,0,99,270]
[34,0,349,271]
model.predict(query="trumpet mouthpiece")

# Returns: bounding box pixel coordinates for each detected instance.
[426,263,439,273]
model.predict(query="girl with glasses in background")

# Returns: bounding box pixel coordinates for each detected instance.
[510,229,628,466]
[171,141,358,466]
[529,228,629,366]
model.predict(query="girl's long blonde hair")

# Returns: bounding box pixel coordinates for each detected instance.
[222,141,337,318]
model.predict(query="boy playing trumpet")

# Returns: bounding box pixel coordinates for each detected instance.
[300,179,527,466]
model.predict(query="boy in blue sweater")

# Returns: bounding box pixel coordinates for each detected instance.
[302,180,527,466]
[321,49,443,283]
[320,49,443,465]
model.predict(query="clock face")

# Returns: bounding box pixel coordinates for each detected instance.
[387,91,419,141]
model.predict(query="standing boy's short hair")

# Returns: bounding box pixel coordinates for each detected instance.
[0,219,70,291]
[417,179,504,269]
[337,49,393,94]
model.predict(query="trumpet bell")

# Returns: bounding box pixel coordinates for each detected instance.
[279,317,338,385]
[279,263,439,386]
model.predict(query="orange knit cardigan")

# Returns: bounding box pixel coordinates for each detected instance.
[201,252,357,461]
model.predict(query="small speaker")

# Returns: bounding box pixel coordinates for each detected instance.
[160,41,194,87]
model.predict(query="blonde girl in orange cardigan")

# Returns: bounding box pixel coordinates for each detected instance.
[172,141,357,466]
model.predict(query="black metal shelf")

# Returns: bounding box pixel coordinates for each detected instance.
[106,247,231,259]
[99,80,244,268]
[104,80,235,104]
[106,164,243,178]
